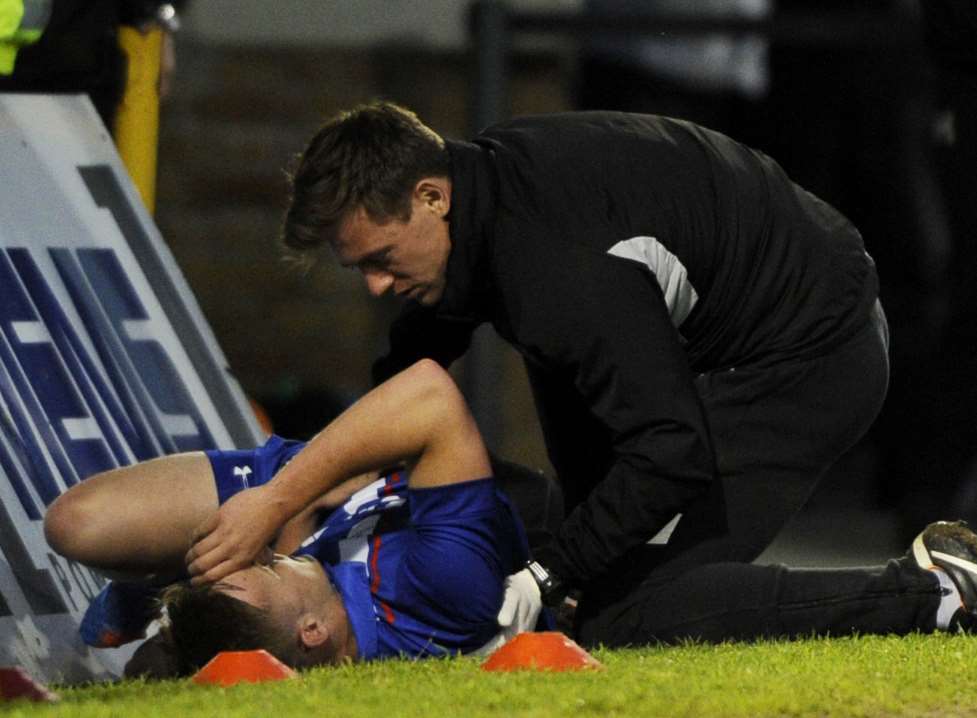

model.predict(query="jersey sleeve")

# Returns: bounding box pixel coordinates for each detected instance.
[205,435,305,505]
[513,241,717,586]
[399,478,526,633]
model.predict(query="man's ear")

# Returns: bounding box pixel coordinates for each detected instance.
[414,177,451,218]
[298,614,330,650]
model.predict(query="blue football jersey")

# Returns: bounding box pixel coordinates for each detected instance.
[206,435,541,659]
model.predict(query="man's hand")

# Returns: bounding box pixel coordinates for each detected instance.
[185,486,287,584]
[497,568,542,634]
[476,568,543,655]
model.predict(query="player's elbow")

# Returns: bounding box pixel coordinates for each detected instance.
[43,478,110,564]
[405,357,451,385]
[405,359,464,410]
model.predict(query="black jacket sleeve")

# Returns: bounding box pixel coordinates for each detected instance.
[922,0,977,72]
[372,302,479,385]
[514,242,717,587]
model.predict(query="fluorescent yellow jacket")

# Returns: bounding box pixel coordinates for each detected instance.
[1,0,52,74]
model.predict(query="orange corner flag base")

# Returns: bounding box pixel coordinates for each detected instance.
[481,632,604,672]
[0,667,59,702]
[192,650,297,687]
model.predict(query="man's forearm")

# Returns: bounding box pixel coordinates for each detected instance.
[187,359,490,583]
[536,456,714,588]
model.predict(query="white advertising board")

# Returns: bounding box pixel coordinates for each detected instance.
[0,94,264,683]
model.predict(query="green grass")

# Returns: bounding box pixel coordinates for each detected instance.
[11,634,977,717]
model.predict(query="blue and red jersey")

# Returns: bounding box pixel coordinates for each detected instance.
[206,435,544,659]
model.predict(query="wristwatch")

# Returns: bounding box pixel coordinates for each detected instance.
[525,559,569,608]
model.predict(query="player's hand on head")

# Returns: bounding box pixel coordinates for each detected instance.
[185,486,286,584]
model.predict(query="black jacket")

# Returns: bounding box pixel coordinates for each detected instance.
[374,112,878,586]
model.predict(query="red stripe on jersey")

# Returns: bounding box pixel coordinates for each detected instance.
[370,536,382,592]
[383,471,400,495]
[369,535,396,623]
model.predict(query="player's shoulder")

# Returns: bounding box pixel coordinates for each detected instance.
[407,476,498,519]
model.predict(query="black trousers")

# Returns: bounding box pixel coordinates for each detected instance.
[568,301,944,646]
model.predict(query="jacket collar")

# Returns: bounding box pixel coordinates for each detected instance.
[435,139,498,323]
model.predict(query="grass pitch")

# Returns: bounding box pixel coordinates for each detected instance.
[11,633,977,717]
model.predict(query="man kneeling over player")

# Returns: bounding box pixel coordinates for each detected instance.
[44,360,548,676]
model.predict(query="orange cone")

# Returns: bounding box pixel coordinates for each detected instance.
[481,632,603,672]
[0,667,58,702]
[192,650,297,687]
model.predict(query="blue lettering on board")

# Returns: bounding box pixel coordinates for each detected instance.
[0,246,215,522]
[74,248,215,453]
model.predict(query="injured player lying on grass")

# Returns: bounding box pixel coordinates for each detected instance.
[43,361,977,678]
[43,360,550,678]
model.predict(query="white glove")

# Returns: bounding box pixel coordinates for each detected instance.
[474,568,542,655]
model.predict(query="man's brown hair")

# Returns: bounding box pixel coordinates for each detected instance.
[161,582,298,672]
[281,100,451,261]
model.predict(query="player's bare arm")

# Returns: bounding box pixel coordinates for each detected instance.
[186,359,491,584]
[44,455,379,580]
[44,453,219,580]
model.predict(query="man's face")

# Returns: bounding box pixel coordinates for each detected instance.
[332,179,452,306]
[219,554,332,634]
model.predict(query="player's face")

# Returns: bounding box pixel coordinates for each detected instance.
[332,179,452,306]
[219,554,331,628]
